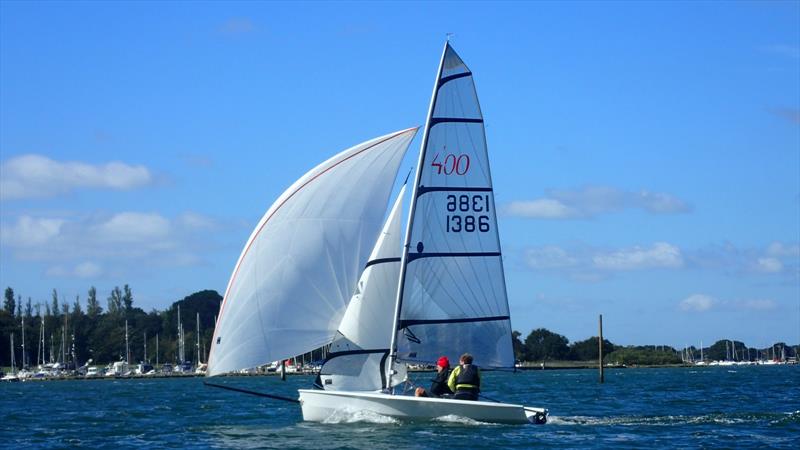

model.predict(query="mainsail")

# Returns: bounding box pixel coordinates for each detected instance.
[390,43,514,373]
[208,128,418,376]
[319,185,407,391]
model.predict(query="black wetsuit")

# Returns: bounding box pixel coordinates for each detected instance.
[430,369,453,397]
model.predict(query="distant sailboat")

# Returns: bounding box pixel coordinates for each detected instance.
[1,334,19,382]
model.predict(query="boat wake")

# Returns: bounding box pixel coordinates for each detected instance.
[433,414,497,426]
[548,411,800,427]
[321,408,399,425]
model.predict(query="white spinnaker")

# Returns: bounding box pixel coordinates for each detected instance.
[208,128,417,376]
[320,186,407,391]
[394,43,514,369]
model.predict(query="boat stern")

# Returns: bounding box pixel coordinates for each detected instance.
[524,406,548,424]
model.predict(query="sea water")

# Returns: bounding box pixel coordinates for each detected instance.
[1,366,798,448]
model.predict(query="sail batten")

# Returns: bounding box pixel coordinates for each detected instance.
[207,128,417,377]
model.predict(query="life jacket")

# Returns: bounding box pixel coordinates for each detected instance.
[455,364,480,393]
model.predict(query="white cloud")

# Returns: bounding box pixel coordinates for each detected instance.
[680,294,716,312]
[504,199,577,219]
[687,241,797,276]
[504,185,690,219]
[91,212,171,242]
[46,261,103,278]
[679,294,778,313]
[766,242,800,258]
[178,212,217,230]
[593,242,683,270]
[0,154,152,200]
[0,215,65,246]
[525,246,578,269]
[1,211,219,279]
[754,257,783,273]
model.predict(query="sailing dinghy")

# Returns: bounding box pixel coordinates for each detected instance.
[207,42,548,425]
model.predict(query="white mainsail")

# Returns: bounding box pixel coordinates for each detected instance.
[208,128,418,376]
[390,43,514,372]
[320,185,407,391]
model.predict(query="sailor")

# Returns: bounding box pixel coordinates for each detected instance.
[447,353,480,401]
[415,356,453,398]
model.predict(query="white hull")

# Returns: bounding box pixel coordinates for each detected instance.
[298,389,547,424]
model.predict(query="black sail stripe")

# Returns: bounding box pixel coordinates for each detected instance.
[416,186,493,196]
[437,71,472,88]
[325,348,389,359]
[429,117,484,127]
[364,257,401,269]
[406,252,501,263]
[399,315,510,329]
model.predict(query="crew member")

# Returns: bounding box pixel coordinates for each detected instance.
[447,353,480,401]
[415,356,453,397]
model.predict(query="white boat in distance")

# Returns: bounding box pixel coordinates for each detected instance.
[207,42,548,425]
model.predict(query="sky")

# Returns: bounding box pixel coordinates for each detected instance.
[1,1,798,348]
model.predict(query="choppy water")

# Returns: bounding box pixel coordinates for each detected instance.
[2,366,798,448]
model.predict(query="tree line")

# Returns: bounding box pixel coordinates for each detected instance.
[1,286,221,368]
[3,287,797,368]
[511,328,798,365]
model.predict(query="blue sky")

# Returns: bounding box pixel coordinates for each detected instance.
[1,1,798,348]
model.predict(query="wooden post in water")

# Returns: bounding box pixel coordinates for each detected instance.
[599,314,605,384]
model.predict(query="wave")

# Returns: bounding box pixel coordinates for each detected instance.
[548,411,796,427]
[433,414,497,426]
[321,408,399,425]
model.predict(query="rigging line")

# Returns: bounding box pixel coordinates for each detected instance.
[203,381,300,404]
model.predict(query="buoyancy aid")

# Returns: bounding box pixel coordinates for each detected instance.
[455,364,480,393]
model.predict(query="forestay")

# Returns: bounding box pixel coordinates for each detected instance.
[208,128,417,376]
[394,43,514,369]
[319,186,407,391]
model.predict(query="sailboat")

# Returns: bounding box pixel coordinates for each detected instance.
[207,42,548,425]
[1,333,20,382]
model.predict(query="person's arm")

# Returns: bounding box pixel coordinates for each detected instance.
[447,366,459,393]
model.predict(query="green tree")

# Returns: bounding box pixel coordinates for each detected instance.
[86,286,102,317]
[123,284,133,312]
[512,330,526,362]
[24,297,32,319]
[569,337,616,361]
[4,287,15,315]
[107,286,123,316]
[524,328,570,361]
[73,295,83,316]
[51,288,60,322]
[604,347,682,365]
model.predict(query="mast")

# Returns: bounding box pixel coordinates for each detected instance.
[21,315,26,369]
[196,312,200,365]
[38,316,44,367]
[10,333,16,375]
[125,320,130,365]
[144,331,148,363]
[62,313,67,366]
[156,333,159,367]
[386,41,449,390]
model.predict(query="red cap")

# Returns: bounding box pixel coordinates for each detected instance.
[437,356,450,368]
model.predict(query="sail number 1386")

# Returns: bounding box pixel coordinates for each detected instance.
[446,194,490,233]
